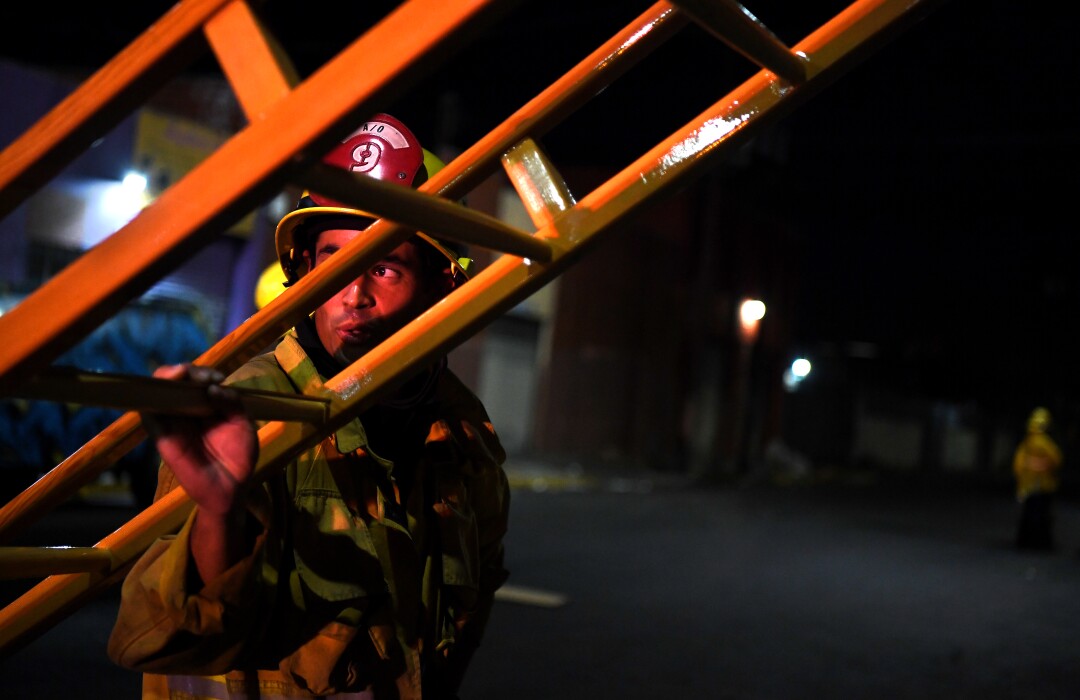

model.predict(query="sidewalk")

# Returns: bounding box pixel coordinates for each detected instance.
[503,456,694,494]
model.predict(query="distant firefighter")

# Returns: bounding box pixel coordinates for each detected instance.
[1012,407,1063,550]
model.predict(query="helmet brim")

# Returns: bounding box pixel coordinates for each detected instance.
[274,204,470,286]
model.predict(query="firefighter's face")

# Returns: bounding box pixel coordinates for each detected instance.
[306,228,444,366]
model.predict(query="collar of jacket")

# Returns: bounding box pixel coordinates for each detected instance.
[273,330,367,454]
[274,328,445,457]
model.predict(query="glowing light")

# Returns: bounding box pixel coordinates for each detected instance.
[740,299,766,324]
[783,357,812,392]
[737,298,766,343]
[102,177,149,222]
[121,171,148,193]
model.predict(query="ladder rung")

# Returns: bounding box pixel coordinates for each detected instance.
[204,0,299,117]
[502,138,577,229]
[0,547,114,579]
[14,367,331,425]
[299,164,556,263]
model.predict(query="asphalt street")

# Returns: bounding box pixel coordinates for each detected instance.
[3,465,1079,699]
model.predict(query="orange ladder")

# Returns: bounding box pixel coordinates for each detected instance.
[0,0,946,658]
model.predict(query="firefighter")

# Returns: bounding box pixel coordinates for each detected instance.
[1012,406,1063,551]
[109,113,510,700]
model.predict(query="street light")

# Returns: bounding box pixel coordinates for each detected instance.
[727,297,766,476]
[783,357,812,391]
[738,298,766,343]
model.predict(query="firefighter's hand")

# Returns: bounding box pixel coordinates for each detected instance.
[140,363,258,516]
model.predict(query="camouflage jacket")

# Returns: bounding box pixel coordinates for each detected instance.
[108,330,510,699]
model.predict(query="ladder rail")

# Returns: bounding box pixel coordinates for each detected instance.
[297,164,556,262]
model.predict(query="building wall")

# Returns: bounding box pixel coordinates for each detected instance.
[528,168,697,470]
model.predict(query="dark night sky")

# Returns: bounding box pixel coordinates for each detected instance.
[779,0,1079,410]
[1,0,1076,405]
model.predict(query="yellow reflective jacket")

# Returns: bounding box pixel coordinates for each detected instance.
[1013,430,1062,501]
[108,330,510,699]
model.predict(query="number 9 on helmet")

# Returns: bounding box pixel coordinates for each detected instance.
[255,113,471,309]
